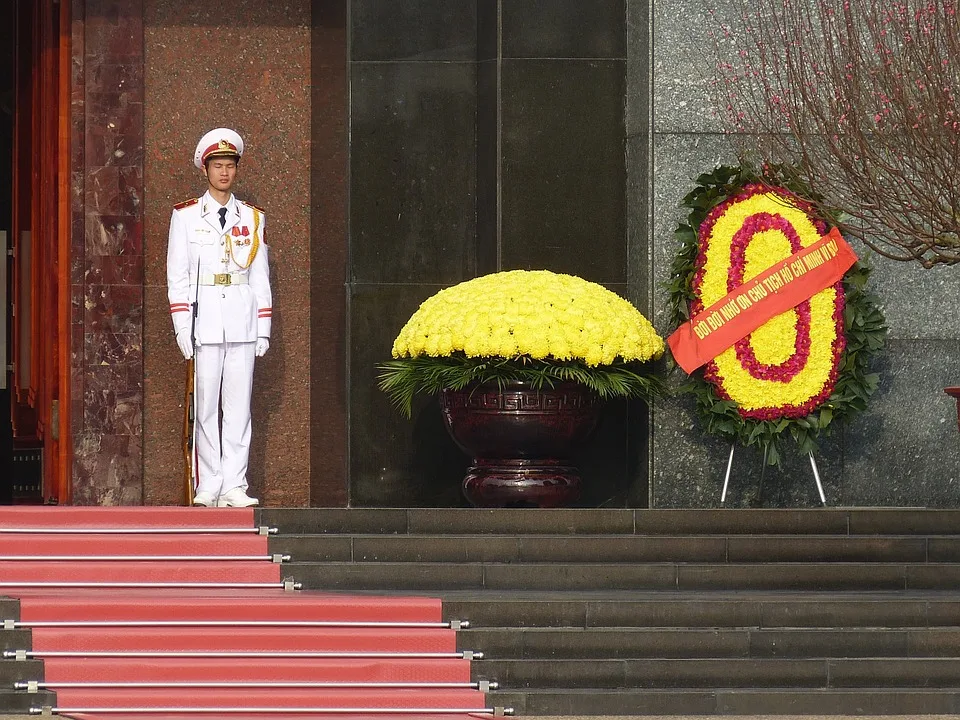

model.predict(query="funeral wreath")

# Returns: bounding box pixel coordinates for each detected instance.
[667,165,887,465]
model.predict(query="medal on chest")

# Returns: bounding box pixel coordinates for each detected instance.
[226,211,261,270]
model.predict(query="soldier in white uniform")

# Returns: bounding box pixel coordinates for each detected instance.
[167,128,272,507]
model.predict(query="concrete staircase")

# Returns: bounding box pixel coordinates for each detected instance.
[264,508,960,716]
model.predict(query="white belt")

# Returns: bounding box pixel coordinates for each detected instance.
[199,272,248,286]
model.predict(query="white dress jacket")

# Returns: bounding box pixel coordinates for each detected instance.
[167,191,272,344]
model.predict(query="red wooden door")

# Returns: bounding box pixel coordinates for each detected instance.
[10,0,71,504]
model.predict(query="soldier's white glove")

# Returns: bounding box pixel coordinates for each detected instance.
[255,337,270,357]
[176,330,194,360]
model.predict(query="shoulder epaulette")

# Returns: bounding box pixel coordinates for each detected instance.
[240,199,266,214]
[173,197,200,211]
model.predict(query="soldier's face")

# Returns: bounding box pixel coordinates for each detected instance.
[204,158,238,192]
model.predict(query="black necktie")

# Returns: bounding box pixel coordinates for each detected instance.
[218,207,227,228]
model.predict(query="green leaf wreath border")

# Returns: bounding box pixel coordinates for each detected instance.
[667,164,888,466]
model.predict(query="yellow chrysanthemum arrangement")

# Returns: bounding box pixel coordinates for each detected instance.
[379,270,666,416]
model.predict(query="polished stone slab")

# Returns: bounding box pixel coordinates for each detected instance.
[350,62,478,284]
[651,0,733,134]
[501,0,625,59]
[351,0,476,61]
[500,58,626,283]
[842,339,960,507]
[348,282,469,508]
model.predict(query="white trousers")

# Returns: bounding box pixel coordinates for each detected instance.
[194,341,256,497]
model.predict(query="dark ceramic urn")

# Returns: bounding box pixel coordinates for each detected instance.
[439,381,602,507]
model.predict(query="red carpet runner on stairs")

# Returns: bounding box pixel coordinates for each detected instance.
[0,507,503,720]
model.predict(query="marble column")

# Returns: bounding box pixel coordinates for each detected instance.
[70,0,145,505]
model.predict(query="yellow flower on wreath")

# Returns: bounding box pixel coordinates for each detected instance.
[392,270,665,366]
[697,189,842,413]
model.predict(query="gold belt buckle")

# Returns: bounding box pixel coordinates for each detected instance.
[214,273,231,286]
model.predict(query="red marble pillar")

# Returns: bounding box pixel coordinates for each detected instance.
[70,0,145,505]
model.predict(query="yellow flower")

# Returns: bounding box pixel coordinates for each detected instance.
[393,270,665,365]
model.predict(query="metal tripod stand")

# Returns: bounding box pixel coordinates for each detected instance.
[720,443,827,507]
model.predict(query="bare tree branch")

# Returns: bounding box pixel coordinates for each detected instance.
[710,0,960,267]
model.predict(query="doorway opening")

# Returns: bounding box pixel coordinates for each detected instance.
[1,0,69,505]
[1,0,44,505]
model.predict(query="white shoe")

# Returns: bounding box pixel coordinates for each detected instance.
[192,491,218,507]
[216,487,259,507]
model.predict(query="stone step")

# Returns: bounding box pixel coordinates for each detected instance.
[489,688,960,716]
[273,533,960,564]
[441,591,960,629]
[475,657,960,688]
[259,507,960,536]
[288,560,960,591]
[0,599,19,621]
[0,659,44,684]
[0,689,55,713]
[0,630,32,652]
[459,627,960,659]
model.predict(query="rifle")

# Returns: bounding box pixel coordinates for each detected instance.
[182,254,201,506]
[182,357,196,505]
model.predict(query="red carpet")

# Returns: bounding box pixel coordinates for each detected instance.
[29,627,458,652]
[53,687,484,706]
[0,507,498,720]
[16,589,444,622]
[42,657,472,683]
[0,507,261,528]
[0,560,282,583]
[0,532,270,555]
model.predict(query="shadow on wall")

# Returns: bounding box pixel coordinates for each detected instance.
[246,192,283,502]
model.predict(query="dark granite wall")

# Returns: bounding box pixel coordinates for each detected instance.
[142,0,312,506]
[348,0,479,507]
[70,0,146,505]
[348,0,651,507]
